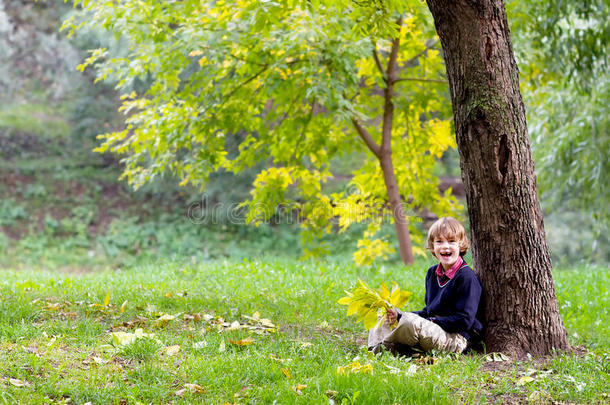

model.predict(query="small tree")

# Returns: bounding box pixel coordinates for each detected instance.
[65,0,461,264]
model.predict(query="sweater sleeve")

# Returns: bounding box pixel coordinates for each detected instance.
[433,270,482,333]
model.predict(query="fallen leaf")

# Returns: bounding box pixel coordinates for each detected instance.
[104,291,110,307]
[485,352,509,362]
[259,318,275,328]
[517,376,535,386]
[192,341,207,349]
[111,329,158,347]
[92,356,108,364]
[156,314,176,327]
[161,345,181,356]
[111,332,137,347]
[252,311,260,319]
[325,390,338,398]
[227,321,242,331]
[218,340,226,353]
[175,388,187,397]
[269,354,284,363]
[184,383,205,394]
[292,384,307,395]
[120,300,128,313]
[43,302,61,311]
[281,368,292,379]
[229,337,254,346]
[9,378,28,387]
[337,361,373,375]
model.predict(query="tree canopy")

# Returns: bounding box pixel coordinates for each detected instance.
[64,0,461,264]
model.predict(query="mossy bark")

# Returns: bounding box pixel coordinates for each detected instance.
[426,0,569,357]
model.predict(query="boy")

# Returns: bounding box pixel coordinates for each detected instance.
[368,217,484,354]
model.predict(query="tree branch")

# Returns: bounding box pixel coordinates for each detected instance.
[351,118,381,159]
[381,17,403,153]
[402,40,439,67]
[222,65,268,101]
[372,48,386,81]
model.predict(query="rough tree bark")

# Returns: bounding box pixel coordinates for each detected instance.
[425,0,570,356]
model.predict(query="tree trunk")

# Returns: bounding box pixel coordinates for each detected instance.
[425,0,569,357]
[380,152,415,265]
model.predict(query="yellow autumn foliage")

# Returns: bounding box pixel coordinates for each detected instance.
[337,279,411,330]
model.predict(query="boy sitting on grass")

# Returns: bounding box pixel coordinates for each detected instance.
[368,217,484,355]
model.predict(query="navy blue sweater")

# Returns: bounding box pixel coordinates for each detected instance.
[409,263,484,341]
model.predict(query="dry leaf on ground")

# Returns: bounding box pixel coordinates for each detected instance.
[160,345,181,356]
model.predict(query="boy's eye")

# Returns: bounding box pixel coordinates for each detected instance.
[434,239,458,245]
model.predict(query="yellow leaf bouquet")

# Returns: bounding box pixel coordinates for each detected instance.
[337,279,412,330]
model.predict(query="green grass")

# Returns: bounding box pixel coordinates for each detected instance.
[0,259,607,404]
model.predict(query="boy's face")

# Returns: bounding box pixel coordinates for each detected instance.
[433,235,460,270]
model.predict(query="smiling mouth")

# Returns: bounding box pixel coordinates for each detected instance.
[440,252,453,257]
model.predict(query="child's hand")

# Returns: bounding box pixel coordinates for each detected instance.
[386,308,398,324]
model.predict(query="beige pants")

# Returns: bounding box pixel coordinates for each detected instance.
[368,312,467,354]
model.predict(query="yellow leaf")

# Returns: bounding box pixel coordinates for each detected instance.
[281,368,292,379]
[346,301,360,316]
[292,384,307,394]
[120,300,128,313]
[104,292,110,307]
[379,282,390,300]
[111,331,137,346]
[259,318,275,328]
[362,309,381,331]
[337,295,352,305]
[161,345,181,356]
[156,314,176,327]
[389,287,412,309]
[252,311,260,319]
[189,50,203,57]
[517,376,535,386]
[229,337,255,346]
[218,340,226,352]
[184,383,205,394]
[337,361,373,375]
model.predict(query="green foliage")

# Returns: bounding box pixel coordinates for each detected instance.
[64,0,461,263]
[508,0,608,91]
[507,0,609,234]
[0,199,27,227]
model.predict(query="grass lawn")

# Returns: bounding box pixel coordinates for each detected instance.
[0,258,607,404]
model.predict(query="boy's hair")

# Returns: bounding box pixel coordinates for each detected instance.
[426,217,470,256]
